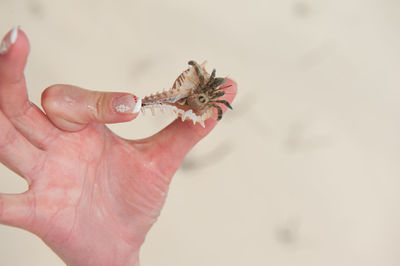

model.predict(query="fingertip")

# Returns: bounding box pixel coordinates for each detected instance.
[0,27,30,83]
[14,28,30,54]
[110,111,140,124]
[112,94,142,121]
[107,93,141,125]
[0,27,30,59]
[222,78,238,103]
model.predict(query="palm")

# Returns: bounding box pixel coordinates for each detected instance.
[27,123,176,264]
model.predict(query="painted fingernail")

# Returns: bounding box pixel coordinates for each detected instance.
[0,26,19,55]
[113,94,142,114]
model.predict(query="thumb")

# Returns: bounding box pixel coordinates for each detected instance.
[145,79,237,176]
[41,84,141,131]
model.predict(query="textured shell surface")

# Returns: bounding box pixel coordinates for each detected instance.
[141,61,227,128]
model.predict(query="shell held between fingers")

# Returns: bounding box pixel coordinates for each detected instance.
[141,60,233,127]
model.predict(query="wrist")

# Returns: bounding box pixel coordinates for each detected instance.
[54,240,141,266]
[64,250,139,266]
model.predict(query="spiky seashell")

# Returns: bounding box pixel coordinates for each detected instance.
[141,60,231,127]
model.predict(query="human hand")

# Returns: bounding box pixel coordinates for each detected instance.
[0,27,236,266]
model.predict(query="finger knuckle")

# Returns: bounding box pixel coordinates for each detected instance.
[94,93,106,121]
[41,85,61,104]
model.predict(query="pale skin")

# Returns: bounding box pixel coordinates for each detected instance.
[0,29,237,266]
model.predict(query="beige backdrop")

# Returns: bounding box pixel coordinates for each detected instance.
[1,0,400,265]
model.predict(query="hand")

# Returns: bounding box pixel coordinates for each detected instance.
[0,28,236,266]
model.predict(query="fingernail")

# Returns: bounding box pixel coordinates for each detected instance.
[113,94,142,114]
[0,26,19,55]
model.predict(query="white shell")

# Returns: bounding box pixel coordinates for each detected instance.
[141,61,216,127]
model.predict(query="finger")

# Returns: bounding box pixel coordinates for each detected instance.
[144,79,237,176]
[0,110,43,181]
[0,27,59,149]
[41,84,142,131]
[0,192,34,229]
